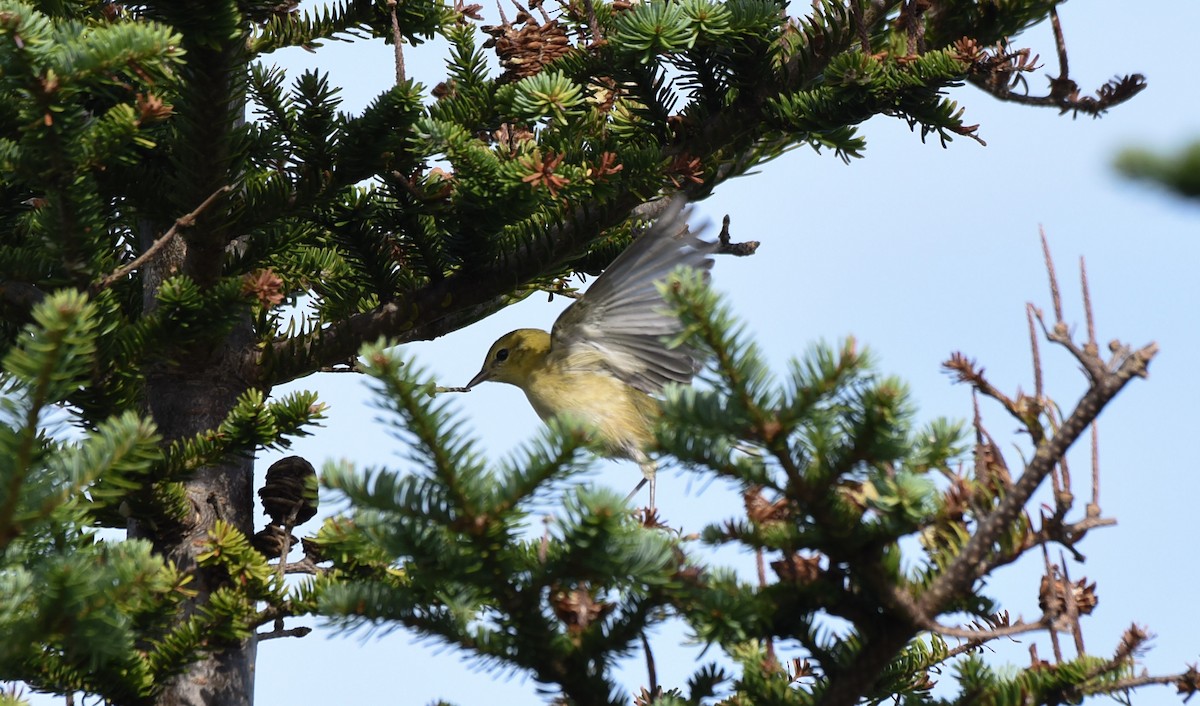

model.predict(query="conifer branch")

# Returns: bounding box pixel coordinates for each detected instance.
[261,192,647,384]
[91,186,233,294]
[962,7,1147,117]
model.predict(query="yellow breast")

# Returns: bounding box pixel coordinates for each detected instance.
[522,363,660,460]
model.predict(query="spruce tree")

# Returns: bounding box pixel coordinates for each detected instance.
[0,1,1187,706]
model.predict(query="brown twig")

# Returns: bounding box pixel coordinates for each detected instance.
[1040,227,1063,322]
[923,338,1156,617]
[965,9,1146,116]
[924,616,1050,641]
[582,0,602,45]
[1049,7,1069,81]
[1089,422,1101,515]
[1026,304,1044,400]
[281,558,321,575]
[1041,547,1064,663]
[1081,256,1097,354]
[716,213,759,257]
[388,0,406,84]
[1059,552,1086,656]
[257,625,313,641]
[91,185,233,293]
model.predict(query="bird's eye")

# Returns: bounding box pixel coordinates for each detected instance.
[495,348,509,363]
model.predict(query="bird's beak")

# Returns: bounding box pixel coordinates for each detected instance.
[466,368,491,389]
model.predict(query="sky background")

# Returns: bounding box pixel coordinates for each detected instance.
[31,1,1200,704]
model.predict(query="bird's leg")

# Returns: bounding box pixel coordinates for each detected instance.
[634,453,657,511]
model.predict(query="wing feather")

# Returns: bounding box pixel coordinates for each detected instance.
[549,197,715,394]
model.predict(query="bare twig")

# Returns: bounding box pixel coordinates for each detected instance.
[581,0,602,45]
[257,625,313,641]
[1081,672,1193,697]
[1041,548,1064,663]
[1089,422,1101,515]
[388,0,405,84]
[1081,256,1097,354]
[1028,513,1116,553]
[281,558,321,575]
[1044,405,1070,503]
[1060,552,1087,656]
[1050,6,1069,81]
[91,185,233,293]
[924,616,1050,641]
[943,353,1022,420]
[921,338,1155,618]
[965,10,1146,116]
[716,213,759,257]
[1026,304,1044,399]
[1040,227,1063,322]
[1032,307,1108,383]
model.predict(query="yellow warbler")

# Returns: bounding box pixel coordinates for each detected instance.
[466,198,715,509]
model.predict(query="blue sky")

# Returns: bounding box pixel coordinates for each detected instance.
[32,1,1200,704]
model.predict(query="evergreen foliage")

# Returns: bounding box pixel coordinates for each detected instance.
[0,0,1175,705]
[311,274,1163,706]
[1115,139,1200,200]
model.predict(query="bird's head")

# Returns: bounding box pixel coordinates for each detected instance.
[467,328,552,390]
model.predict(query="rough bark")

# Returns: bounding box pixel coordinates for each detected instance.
[131,235,261,704]
[138,349,259,706]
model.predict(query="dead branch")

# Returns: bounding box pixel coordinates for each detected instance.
[91,185,233,293]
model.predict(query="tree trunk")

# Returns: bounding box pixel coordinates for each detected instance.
[142,367,259,706]
[132,224,261,705]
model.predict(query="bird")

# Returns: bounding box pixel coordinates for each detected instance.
[465,197,716,510]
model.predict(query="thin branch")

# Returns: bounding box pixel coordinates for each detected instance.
[716,213,759,257]
[924,616,1050,641]
[91,185,233,293]
[965,10,1146,116]
[1080,672,1193,696]
[261,192,657,385]
[1059,552,1086,656]
[281,558,321,575]
[1042,548,1064,663]
[1081,256,1097,353]
[388,0,405,84]
[1033,307,1108,383]
[1049,6,1069,81]
[581,0,602,45]
[257,625,313,641]
[1089,422,1101,515]
[919,341,1156,616]
[1029,513,1117,549]
[1041,227,1063,322]
[1027,304,1044,399]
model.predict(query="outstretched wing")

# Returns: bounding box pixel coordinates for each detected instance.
[549,196,716,394]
